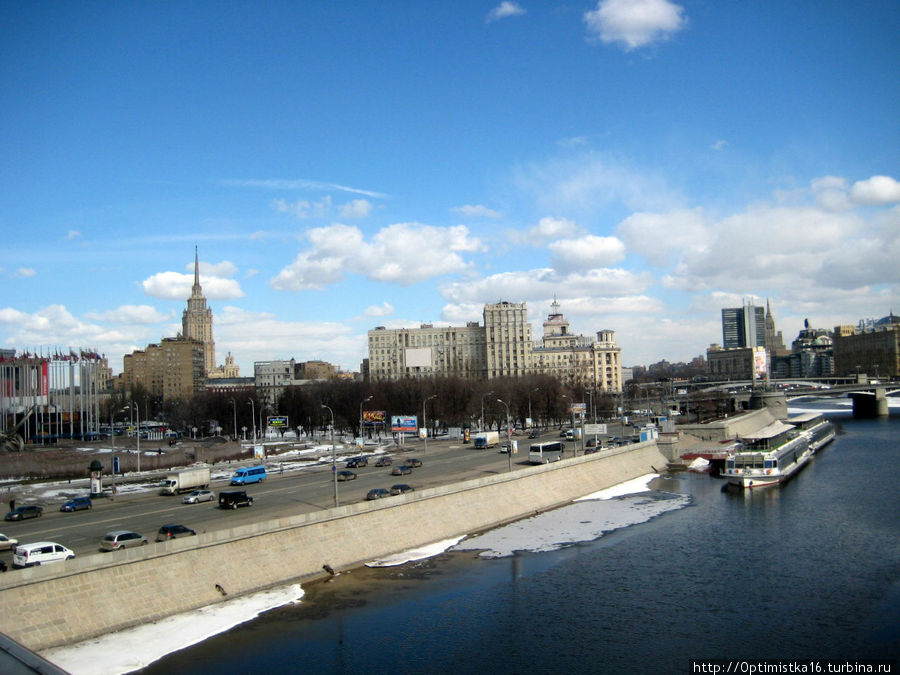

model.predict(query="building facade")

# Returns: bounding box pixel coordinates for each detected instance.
[832,314,900,378]
[366,300,622,391]
[254,359,339,409]
[122,338,206,401]
[722,303,766,350]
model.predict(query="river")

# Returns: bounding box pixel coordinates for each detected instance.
[50,403,900,674]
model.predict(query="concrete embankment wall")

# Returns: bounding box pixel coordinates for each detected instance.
[0,442,666,652]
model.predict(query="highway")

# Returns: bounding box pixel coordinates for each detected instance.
[0,431,575,565]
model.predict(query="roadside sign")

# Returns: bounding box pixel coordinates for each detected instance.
[584,423,607,435]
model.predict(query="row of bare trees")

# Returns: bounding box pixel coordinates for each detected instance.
[106,376,626,440]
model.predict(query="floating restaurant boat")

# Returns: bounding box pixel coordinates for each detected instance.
[723,420,812,489]
[789,412,835,454]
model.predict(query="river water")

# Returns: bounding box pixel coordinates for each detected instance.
[130,406,897,674]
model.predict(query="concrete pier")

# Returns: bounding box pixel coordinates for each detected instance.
[850,387,889,417]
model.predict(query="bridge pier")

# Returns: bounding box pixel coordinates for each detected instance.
[748,390,788,420]
[850,387,889,417]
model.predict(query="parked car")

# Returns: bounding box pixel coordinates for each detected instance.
[101,531,148,551]
[156,524,196,541]
[374,455,392,467]
[528,429,540,439]
[404,458,423,468]
[0,533,18,551]
[336,470,357,482]
[60,496,92,512]
[391,465,412,476]
[366,488,390,500]
[390,484,414,496]
[12,542,74,568]
[345,456,368,468]
[218,491,254,509]
[182,489,215,504]
[5,505,43,521]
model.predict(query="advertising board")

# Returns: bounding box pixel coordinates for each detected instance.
[391,415,418,432]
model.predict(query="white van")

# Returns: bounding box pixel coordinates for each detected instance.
[13,542,75,568]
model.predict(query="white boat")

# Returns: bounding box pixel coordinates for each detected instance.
[789,412,835,454]
[723,420,812,489]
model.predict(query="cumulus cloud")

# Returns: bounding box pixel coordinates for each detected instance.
[142,264,245,301]
[850,175,900,205]
[0,304,140,357]
[618,208,708,267]
[487,1,526,23]
[453,204,502,219]
[548,235,626,269]
[271,222,483,291]
[584,0,686,51]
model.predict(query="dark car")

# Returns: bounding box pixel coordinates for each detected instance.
[218,491,254,509]
[366,488,390,500]
[374,455,392,467]
[336,470,357,482]
[155,524,196,541]
[528,429,540,439]
[404,458,423,468]
[5,505,43,521]
[391,465,412,476]
[60,497,92,512]
[346,456,368,468]
[390,484,414,496]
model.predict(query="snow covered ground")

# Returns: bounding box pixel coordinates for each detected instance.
[38,473,687,674]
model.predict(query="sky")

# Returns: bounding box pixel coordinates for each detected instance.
[1,1,898,376]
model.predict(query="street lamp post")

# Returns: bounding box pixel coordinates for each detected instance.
[248,399,256,443]
[561,394,577,457]
[497,398,511,471]
[230,398,237,441]
[321,404,338,507]
[109,406,116,495]
[480,391,494,432]
[528,387,541,430]
[132,401,141,473]
[359,395,373,449]
[423,394,437,452]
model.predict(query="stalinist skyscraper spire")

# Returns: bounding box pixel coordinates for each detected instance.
[181,246,216,374]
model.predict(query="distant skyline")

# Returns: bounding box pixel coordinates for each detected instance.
[1,2,898,375]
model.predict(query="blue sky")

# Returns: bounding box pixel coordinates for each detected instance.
[2,0,898,375]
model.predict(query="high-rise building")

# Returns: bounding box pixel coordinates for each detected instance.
[721,303,766,349]
[483,301,532,379]
[123,338,206,401]
[181,247,215,375]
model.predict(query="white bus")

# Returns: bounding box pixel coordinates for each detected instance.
[528,441,565,464]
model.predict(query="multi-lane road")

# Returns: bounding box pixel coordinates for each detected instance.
[1,432,570,565]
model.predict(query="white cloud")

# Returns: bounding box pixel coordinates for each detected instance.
[222,178,388,199]
[487,1,526,23]
[15,268,36,278]
[452,204,502,219]
[142,270,245,301]
[272,196,332,220]
[617,208,708,267]
[271,222,483,291]
[364,302,395,317]
[66,230,82,240]
[584,0,686,51]
[548,235,626,269]
[338,199,374,219]
[711,139,727,151]
[850,175,900,205]
[85,305,170,324]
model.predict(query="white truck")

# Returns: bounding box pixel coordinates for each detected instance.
[473,431,500,449]
[159,467,211,495]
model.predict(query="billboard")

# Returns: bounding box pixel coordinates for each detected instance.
[363,410,386,425]
[753,347,768,379]
[404,347,432,368]
[268,415,289,428]
[391,415,418,432]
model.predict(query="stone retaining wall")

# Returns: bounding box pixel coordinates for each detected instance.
[0,442,666,652]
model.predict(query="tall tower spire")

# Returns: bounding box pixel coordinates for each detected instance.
[182,246,215,374]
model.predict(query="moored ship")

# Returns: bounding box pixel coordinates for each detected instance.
[789,412,835,453]
[723,420,812,489]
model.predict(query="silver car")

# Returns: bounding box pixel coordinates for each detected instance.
[182,489,215,504]
[101,531,148,551]
[0,533,18,551]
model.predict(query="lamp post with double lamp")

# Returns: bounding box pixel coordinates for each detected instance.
[497,398,512,471]
[422,394,436,452]
[321,404,338,507]
[480,391,494,432]
[359,395,373,450]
